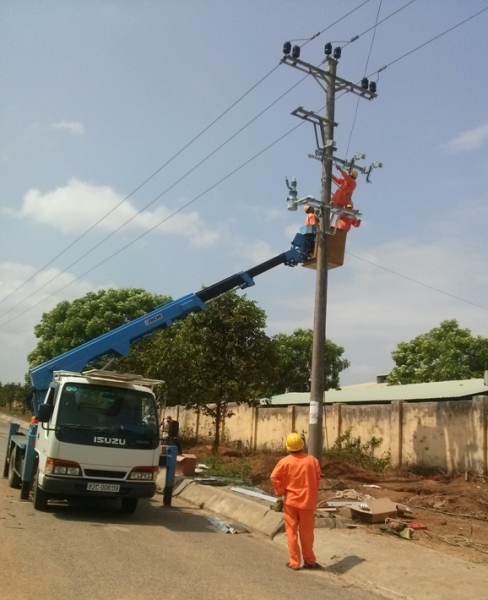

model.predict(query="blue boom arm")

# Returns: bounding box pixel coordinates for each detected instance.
[29,231,310,394]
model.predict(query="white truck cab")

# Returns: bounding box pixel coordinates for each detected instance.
[34,370,162,513]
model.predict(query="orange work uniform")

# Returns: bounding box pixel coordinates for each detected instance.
[270,451,321,569]
[336,215,360,232]
[305,212,317,226]
[331,169,356,208]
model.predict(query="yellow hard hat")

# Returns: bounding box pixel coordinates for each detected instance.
[304,205,310,213]
[286,432,304,452]
[350,169,358,179]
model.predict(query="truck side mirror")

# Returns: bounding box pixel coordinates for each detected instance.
[38,403,53,423]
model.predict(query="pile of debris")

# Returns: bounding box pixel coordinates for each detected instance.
[316,485,431,538]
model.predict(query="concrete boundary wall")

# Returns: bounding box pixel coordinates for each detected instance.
[164,395,488,473]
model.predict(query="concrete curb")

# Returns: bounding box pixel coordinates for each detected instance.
[173,480,285,538]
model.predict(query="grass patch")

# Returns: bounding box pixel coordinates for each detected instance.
[324,428,390,472]
[196,454,253,480]
[177,428,200,450]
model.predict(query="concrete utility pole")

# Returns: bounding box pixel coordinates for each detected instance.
[282,43,379,462]
[307,56,337,460]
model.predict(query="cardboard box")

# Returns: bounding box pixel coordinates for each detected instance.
[349,498,399,524]
[176,454,197,476]
[396,503,414,518]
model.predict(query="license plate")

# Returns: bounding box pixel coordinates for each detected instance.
[87,483,120,493]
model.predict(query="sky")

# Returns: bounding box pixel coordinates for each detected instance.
[1,0,488,387]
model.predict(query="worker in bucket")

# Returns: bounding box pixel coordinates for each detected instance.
[270,432,322,570]
[331,165,357,208]
[336,202,361,232]
[304,205,318,226]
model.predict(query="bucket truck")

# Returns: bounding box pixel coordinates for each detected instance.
[3,230,312,513]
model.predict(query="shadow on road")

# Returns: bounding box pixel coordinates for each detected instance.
[49,494,219,534]
[324,555,366,574]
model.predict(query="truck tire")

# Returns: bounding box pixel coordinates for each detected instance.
[8,447,22,489]
[121,498,138,514]
[32,473,49,511]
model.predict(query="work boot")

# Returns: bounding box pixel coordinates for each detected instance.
[303,562,322,569]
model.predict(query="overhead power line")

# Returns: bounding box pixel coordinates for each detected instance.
[346,252,488,312]
[345,0,384,159]
[300,0,372,49]
[0,64,281,308]
[368,4,488,77]
[0,121,306,328]
[0,75,309,322]
[0,4,374,319]
[0,1,371,312]
[1,3,487,326]
[342,0,418,51]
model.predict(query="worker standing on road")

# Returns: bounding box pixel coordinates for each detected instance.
[270,432,322,570]
[331,166,357,208]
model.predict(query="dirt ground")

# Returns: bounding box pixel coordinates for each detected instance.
[189,445,488,565]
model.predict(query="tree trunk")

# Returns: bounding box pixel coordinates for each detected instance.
[213,404,221,453]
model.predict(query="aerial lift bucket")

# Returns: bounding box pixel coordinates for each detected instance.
[302,228,346,270]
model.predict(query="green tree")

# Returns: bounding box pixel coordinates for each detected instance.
[0,382,31,413]
[269,328,350,394]
[132,292,278,451]
[387,319,488,385]
[28,288,172,369]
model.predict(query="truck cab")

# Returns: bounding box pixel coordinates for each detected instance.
[32,370,162,513]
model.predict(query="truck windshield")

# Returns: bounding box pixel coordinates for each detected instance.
[57,383,158,437]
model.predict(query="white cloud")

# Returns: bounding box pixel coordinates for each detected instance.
[0,262,106,383]
[9,179,220,247]
[441,123,488,153]
[50,120,85,135]
[233,237,276,265]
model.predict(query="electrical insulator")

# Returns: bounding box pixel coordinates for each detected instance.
[283,41,291,55]
[324,42,332,56]
[333,46,341,59]
[292,45,300,59]
[369,81,377,93]
[361,77,369,90]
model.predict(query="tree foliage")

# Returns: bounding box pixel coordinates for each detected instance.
[28,288,171,369]
[118,292,278,450]
[387,319,488,385]
[27,287,352,451]
[269,328,350,394]
[0,382,31,413]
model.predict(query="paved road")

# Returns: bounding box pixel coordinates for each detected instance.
[0,420,384,600]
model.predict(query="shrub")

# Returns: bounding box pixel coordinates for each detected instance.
[324,428,390,472]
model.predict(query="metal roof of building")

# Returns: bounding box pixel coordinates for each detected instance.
[262,378,488,406]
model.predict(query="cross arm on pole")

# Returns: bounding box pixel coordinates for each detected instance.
[281,55,377,100]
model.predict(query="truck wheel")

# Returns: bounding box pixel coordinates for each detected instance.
[121,498,138,514]
[8,447,22,489]
[32,473,49,511]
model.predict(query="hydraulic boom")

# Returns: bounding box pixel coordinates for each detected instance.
[30,231,311,397]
